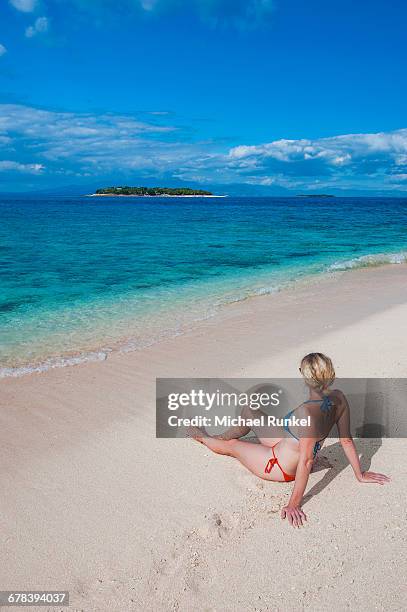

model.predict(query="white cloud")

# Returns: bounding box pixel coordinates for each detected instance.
[25,16,49,38]
[0,44,7,57]
[389,173,407,182]
[0,161,44,173]
[0,104,186,176]
[0,135,12,145]
[9,0,37,12]
[1,103,407,191]
[228,130,407,167]
[0,104,175,143]
[182,129,407,190]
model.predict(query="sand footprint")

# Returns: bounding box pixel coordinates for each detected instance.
[144,524,218,610]
[191,511,235,543]
[144,486,290,609]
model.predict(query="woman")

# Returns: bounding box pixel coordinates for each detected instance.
[191,352,390,527]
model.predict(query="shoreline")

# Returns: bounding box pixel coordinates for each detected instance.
[1,262,406,609]
[2,260,407,378]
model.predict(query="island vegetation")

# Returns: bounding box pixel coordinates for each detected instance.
[94,186,213,196]
[296,194,336,198]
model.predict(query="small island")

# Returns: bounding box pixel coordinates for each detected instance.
[296,194,336,198]
[90,186,224,197]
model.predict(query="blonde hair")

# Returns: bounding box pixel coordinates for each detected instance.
[300,353,335,391]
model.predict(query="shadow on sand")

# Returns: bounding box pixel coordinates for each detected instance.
[302,424,384,506]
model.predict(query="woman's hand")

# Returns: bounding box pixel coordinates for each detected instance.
[281,505,307,527]
[358,471,390,484]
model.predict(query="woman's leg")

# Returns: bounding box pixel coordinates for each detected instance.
[215,405,283,448]
[191,429,287,482]
[212,405,252,440]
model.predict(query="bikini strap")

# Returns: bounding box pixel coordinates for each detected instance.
[304,396,333,413]
[320,395,333,413]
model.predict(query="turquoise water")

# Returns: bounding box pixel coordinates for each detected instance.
[1,196,407,375]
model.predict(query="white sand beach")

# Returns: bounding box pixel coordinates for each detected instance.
[1,264,407,611]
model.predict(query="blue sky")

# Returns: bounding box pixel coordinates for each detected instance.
[0,0,407,193]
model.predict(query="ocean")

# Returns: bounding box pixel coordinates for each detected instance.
[1,195,407,376]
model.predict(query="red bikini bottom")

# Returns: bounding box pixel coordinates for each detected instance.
[264,444,295,482]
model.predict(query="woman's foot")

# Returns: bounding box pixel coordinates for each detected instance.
[188,427,236,456]
[186,425,207,443]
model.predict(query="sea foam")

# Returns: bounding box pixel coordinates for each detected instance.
[328,251,407,272]
[0,350,108,378]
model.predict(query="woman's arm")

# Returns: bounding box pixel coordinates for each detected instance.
[281,437,316,527]
[337,394,390,484]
